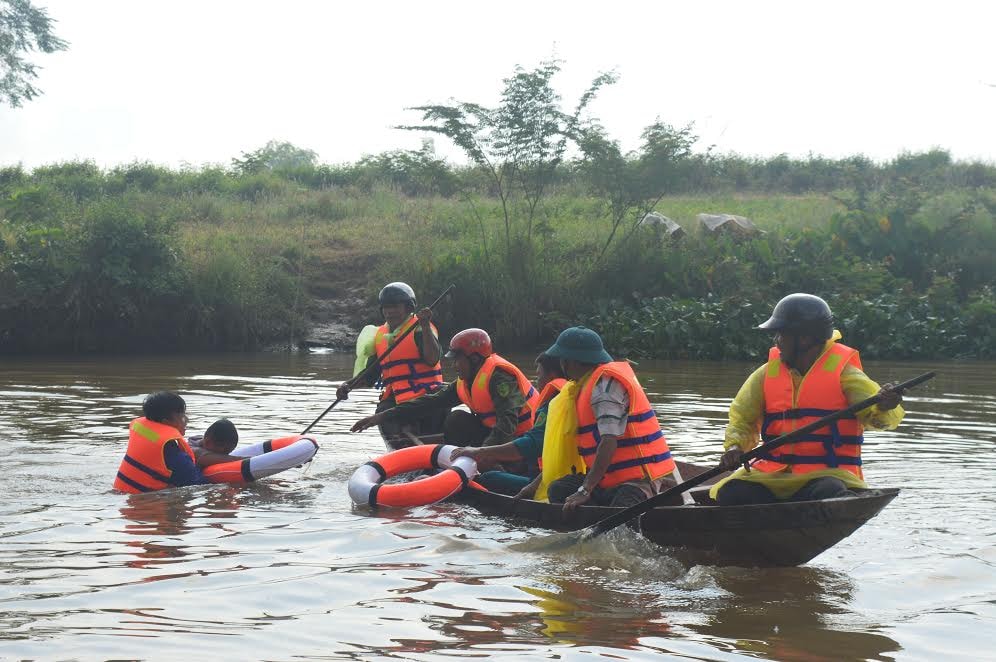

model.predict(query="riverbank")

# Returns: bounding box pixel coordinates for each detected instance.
[1,159,993,358]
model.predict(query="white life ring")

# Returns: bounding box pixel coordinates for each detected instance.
[202,435,319,484]
[348,444,478,508]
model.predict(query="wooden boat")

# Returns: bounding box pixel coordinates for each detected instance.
[374,431,899,567]
[456,461,900,567]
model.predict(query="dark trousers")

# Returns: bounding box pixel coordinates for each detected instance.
[715,476,851,506]
[442,410,490,447]
[377,397,449,450]
[546,472,649,509]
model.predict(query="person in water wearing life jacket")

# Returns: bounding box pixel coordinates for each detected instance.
[449,352,567,496]
[113,393,238,493]
[351,328,540,448]
[188,418,240,468]
[542,326,681,512]
[710,293,905,506]
[337,282,447,448]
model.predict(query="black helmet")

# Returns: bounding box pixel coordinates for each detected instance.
[378,282,416,310]
[758,293,833,340]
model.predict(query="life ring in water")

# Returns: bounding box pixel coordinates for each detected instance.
[202,434,319,485]
[348,444,478,508]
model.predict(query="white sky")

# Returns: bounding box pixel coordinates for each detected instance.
[2,0,994,169]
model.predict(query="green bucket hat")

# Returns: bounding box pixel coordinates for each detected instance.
[544,326,612,364]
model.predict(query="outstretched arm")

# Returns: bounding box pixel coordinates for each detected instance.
[192,447,242,468]
[451,440,524,466]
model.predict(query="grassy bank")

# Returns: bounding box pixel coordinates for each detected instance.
[1,159,993,358]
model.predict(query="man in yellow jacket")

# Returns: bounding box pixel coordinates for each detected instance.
[712,293,905,505]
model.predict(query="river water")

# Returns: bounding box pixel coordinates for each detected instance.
[1,353,993,660]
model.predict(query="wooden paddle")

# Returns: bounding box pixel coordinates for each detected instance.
[548,370,936,547]
[300,284,455,434]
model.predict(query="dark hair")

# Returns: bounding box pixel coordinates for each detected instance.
[142,391,186,423]
[205,418,238,446]
[535,352,566,379]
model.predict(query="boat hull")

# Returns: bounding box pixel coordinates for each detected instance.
[458,485,900,567]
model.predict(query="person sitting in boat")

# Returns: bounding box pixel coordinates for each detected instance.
[542,326,681,512]
[113,392,226,493]
[711,293,905,506]
[336,281,447,448]
[351,328,540,448]
[188,418,240,468]
[449,352,567,496]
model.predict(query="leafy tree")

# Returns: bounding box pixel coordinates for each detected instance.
[577,119,699,259]
[0,0,68,106]
[232,140,318,175]
[398,59,617,262]
[356,139,458,196]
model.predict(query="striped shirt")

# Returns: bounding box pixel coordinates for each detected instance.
[590,376,630,437]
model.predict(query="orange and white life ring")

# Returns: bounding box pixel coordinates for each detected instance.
[202,434,319,485]
[348,444,478,508]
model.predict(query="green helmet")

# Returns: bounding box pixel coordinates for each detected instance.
[758,293,833,340]
[544,326,612,364]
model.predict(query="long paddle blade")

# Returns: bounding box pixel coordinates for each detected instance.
[300,284,455,435]
[527,370,935,551]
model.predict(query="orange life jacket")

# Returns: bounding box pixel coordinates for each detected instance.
[455,354,540,435]
[753,342,865,477]
[113,417,195,493]
[537,377,567,408]
[576,362,675,488]
[374,316,444,403]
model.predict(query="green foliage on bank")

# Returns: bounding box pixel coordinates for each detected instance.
[0,167,308,352]
[0,153,993,358]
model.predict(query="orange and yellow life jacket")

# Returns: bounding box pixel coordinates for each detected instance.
[753,342,865,478]
[537,377,567,408]
[374,316,444,403]
[455,354,540,435]
[113,417,195,493]
[576,362,675,489]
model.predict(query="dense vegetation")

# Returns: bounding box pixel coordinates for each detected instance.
[2,61,994,359]
[1,150,993,359]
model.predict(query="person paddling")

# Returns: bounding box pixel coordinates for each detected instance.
[337,282,446,448]
[711,293,905,505]
[351,328,540,448]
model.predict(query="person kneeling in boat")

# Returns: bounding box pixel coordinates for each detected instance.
[542,327,680,512]
[351,328,540,449]
[712,293,905,506]
[113,393,237,493]
[337,282,447,448]
[449,352,567,496]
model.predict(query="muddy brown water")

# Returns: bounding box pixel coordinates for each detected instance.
[1,353,993,660]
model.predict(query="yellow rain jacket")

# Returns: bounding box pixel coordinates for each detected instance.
[710,331,905,500]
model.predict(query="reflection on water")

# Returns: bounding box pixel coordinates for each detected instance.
[519,577,672,647]
[691,567,901,662]
[0,353,993,659]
